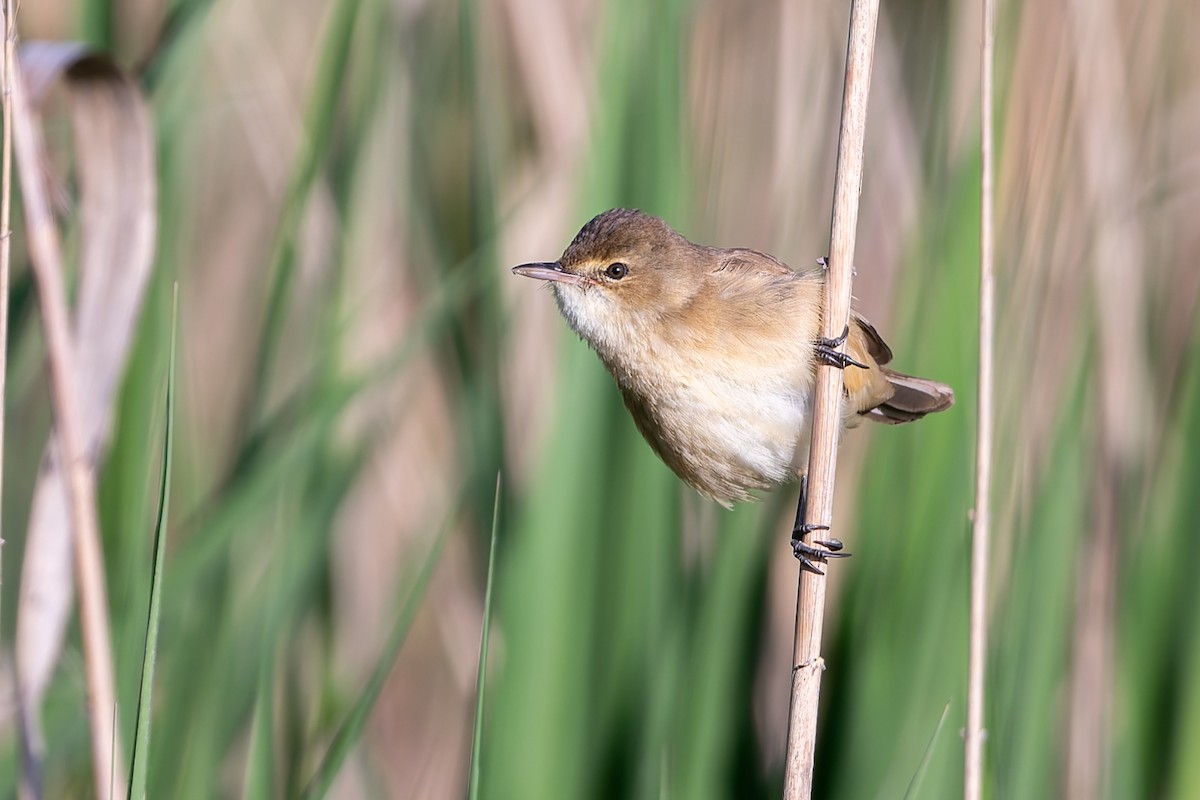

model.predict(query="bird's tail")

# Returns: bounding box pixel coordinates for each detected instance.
[866,369,955,424]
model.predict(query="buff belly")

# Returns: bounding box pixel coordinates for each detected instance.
[620,368,811,505]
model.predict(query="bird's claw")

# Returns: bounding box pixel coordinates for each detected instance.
[815,324,868,370]
[791,474,851,573]
[791,538,852,574]
[791,525,851,574]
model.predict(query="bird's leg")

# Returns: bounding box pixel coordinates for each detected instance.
[791,474,851,574]
[815,324,868,370]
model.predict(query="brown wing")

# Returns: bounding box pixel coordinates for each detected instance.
[709,253,938,423]
[697,249,818,338]
[842,314,955,423]
[713,248,796,279]
[850,312,893,365]
[842,320,897,418]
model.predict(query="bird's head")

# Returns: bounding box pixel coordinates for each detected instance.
[512,208,700,352]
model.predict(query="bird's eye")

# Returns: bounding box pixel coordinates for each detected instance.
[605,262,628,280]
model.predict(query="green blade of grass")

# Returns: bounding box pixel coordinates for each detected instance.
[243,0,361,430]
[674,501,776,800]
[468,473,502,800]
[299,529,447,799]
[127,284,178,800]
[242,646,277,800]
[169,259,483,590]
[157,438,375,798]
[902,701,952,800]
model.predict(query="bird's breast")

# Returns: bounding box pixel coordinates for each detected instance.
[608,334,814,504]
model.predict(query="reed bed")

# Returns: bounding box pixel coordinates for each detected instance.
[1,0,1198,797]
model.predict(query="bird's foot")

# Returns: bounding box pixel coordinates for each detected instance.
[791,474,851,574]
[791,530,851,574]
[815,324,867,370]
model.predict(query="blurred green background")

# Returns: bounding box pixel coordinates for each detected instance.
[3,0,1199,797]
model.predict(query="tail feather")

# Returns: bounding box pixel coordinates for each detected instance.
[866,369,955,425]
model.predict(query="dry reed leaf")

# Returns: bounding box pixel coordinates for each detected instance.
[13,42,156,776]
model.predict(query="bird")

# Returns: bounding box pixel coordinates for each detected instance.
[512,208,954,568]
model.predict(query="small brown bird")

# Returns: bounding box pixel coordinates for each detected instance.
[513,209,953,545]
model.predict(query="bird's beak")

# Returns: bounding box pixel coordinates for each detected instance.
[511,261,591,286]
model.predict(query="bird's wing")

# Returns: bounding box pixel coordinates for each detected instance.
[842,323,896,418]
[713,248,796,279]
[702,249,811,320]
[709,251,895,414]
[715,252,894,364]
[849,312,894,365]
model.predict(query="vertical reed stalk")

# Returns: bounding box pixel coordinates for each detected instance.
[964,0,996,795]
[11,59,126,800]
[0,0,15,622]
[782,0,880,796]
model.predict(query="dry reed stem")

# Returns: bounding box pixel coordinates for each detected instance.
[964,0,996,794]
[0,0,14,624]
[781,0,880,796]
[10,60,126,800]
